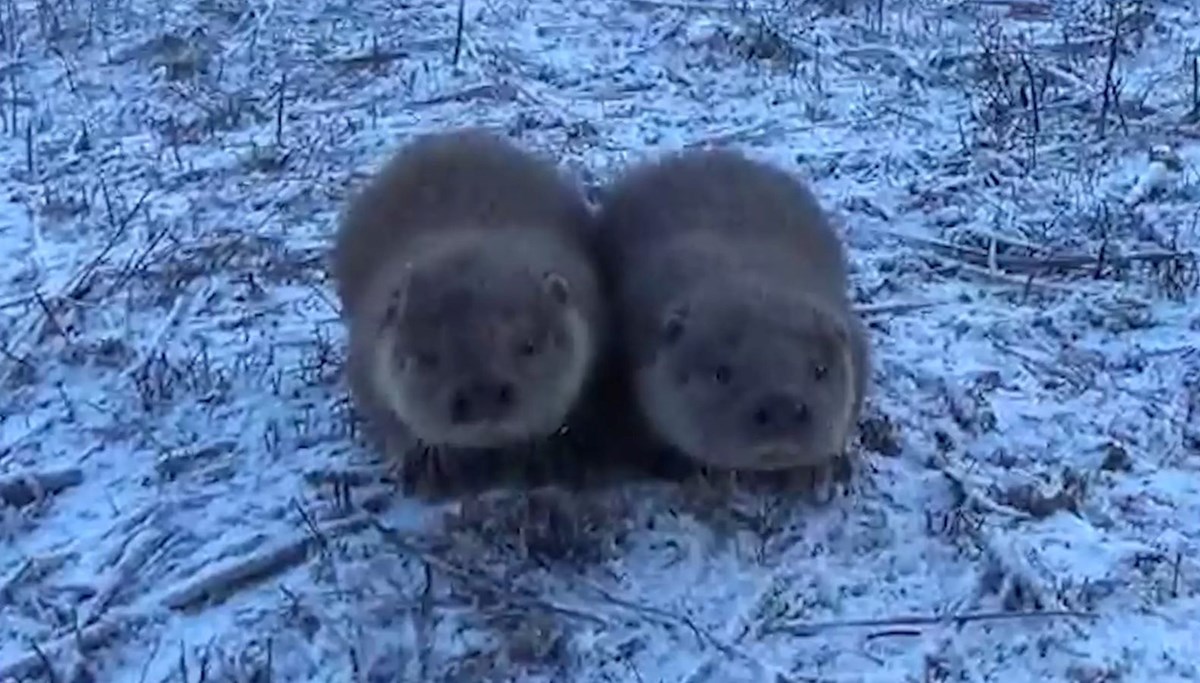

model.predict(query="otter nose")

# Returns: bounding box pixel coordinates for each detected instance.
[748,393,811,433]
[449,381,517,424]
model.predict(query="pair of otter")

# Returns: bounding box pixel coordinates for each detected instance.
[331,129,868,493]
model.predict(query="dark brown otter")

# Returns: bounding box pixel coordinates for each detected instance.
[331,129,607,494]
[593,147,869,472]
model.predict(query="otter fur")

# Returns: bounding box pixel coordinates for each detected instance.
[592,147,869,472]
[332,128,606,493]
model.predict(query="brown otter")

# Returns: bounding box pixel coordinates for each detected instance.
[331,129,606,491]
[592,147,869,472]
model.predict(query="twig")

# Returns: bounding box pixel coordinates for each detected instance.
[160,515,369,610]
[104,219,175,299]
[327,38,456,70]
[82,528,173,625]
[0,419,52,462]
[0,467,83,507]
[1191,56,1199,118]
[0,183,152,388]
[766,608,1096,637]
[330,49,407,69]
[28,642,60,683]
[1098,3,1124,139]
[291,498,330,556]
[576,577,803,682]
[370,518,608,627]
[0,552,74,600]
[854,300,953,316]
[24,120,32,173]
[0,617,127,680]
[452,0,466,67]
[1018,45,1040,167]
[1002,250,1194,274]
[678,568,788,683]
[627,0,733,11]
[582,578,715,647]
[955,261,1091,294]
[685,120,788,149]
[885,228,1193,275]
[32,289,68,340]
[992,338,1092,389]
[411,82,518,107]
[881,227,1043,258]
[64,185,153,301]
[119,280,215,381]
[274,72,286,147]
[935,457,1033,520]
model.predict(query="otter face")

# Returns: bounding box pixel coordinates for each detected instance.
[635,294,855,470]
[373,259,591,449]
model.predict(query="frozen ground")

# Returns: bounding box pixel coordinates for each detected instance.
[1,0,1199,680]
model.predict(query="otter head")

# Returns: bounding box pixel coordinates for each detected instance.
[371,247,592,449]
[634,284,856,471]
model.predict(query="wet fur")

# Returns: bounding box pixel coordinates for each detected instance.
[333,129,608,496]
[593,147,869,472]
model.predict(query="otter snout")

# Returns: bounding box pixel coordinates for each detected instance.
[448,380,518,425]
[747,392,811,436]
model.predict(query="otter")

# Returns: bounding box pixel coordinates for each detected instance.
[331,128,606,492]
[592,147,869,472]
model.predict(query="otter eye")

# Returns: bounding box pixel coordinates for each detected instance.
[662,317,684,346]
[713,364,731,385]
[518,340,539,358]
[812,363,828,381]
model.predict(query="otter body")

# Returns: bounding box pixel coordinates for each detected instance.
[332,129,605,491]
[593,148,868,472]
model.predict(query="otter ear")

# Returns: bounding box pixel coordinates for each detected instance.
[542,271,571,306]
[807,304,850,346]
[827,317,852,347]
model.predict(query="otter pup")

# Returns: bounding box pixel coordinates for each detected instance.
[332,129,605,491]
[593,147,868,472]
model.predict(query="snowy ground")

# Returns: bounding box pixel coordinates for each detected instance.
[2,0,1199,680]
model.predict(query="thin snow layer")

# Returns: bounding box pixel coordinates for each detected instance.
[1,0,1198,680]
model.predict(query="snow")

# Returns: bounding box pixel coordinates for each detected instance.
[1,0,1199,680]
